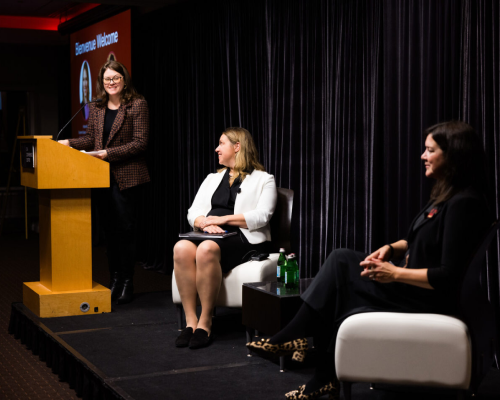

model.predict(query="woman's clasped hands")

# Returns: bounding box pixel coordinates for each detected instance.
[359,244,405,283]
[197,216,227,234]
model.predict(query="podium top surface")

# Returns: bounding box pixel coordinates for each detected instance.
[18,135,52,139]
[20,136,110,189]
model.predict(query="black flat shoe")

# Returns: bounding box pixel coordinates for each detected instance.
[175,327,194,348]
[189,328,213,349]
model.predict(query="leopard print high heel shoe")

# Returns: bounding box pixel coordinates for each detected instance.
[285,380,339,400]
[246,338,308,362]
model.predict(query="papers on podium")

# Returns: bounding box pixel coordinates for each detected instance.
[80,150,103,157]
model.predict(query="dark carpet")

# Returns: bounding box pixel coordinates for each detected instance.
[1,233,79,399]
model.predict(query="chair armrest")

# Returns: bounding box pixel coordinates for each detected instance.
[217,253,279,307]
[335,312,471,388]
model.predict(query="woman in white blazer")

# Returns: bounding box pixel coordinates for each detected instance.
[173,127,277,349]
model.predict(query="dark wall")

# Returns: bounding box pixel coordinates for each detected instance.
[0,32,69,232]
[0,41,69,139]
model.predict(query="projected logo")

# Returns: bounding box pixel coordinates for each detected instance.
[79,60,92,121]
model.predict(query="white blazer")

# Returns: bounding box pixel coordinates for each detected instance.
[187,169,277,244]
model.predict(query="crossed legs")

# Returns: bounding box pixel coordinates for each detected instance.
[173,240,222,334]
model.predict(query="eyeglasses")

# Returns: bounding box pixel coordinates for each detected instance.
[103,75,123,85]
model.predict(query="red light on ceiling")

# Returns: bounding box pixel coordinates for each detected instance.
[0,4,100,31]
[0,16,59,31]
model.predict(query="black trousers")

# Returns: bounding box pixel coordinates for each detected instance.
[93,176,139,279]
[301,248,441,352]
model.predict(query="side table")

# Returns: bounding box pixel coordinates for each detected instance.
[242,279,313,371]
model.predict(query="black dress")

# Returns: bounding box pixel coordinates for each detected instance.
[184,169,270,273]
[300,188,491,351]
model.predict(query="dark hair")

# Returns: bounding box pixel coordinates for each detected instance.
[82,62,90,104]
[424,121,489,204]
[94,60,143,106]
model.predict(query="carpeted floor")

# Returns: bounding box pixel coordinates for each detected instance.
[1,233,79,399]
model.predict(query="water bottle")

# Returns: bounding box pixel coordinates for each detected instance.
[284,253,299,289]
[277,248,287,284]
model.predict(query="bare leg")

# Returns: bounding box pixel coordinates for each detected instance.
[173,240,199,330]
[195,240,222,334]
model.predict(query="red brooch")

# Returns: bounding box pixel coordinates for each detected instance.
[427,208,438,218]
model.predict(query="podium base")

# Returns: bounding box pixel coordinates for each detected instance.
[23,281,111,318]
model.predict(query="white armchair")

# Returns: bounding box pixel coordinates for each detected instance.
[172,188,294,329]
[335,220,500,400]
[336,312,472,398]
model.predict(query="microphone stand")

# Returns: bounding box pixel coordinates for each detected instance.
[55,99,102,142]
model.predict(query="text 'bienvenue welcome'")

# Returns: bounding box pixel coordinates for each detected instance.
[75,32,118,56]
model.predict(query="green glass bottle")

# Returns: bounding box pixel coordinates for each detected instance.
[277,248,287,284]
[284,253,299,289]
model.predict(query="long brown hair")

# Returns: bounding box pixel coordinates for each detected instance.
[94,60,143,106]
[425,121,489,205]
[218,127,265,184]
[81,62,90,104]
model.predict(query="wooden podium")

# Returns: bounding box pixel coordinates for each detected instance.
[19,136,112,318]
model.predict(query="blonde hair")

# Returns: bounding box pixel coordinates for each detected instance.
[218,127,265,184]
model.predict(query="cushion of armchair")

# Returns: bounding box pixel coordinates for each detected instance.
[335,312,471,389]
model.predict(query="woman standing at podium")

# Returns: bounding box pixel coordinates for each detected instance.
[59,60,150,305]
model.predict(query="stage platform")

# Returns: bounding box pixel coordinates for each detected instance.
[8,291,500,400]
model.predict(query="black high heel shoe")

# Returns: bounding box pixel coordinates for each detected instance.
[285,381,339,400]
[116,278,134,304]
[246,338,308,362]
[109,272,123,302]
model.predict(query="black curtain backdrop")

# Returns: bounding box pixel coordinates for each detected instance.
[131,0,500,352]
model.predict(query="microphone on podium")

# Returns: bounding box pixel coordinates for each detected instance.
[55,99,102,142]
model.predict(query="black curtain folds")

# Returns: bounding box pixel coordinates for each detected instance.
[132,0,500,337]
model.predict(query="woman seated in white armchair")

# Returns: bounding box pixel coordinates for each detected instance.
[247,121,493,400]
[173,127,277,349]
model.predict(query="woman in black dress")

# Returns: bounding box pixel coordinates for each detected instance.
[174,127,277,349]
[247,121,492,400]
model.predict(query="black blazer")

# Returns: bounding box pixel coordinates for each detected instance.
[404,187,491,314]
